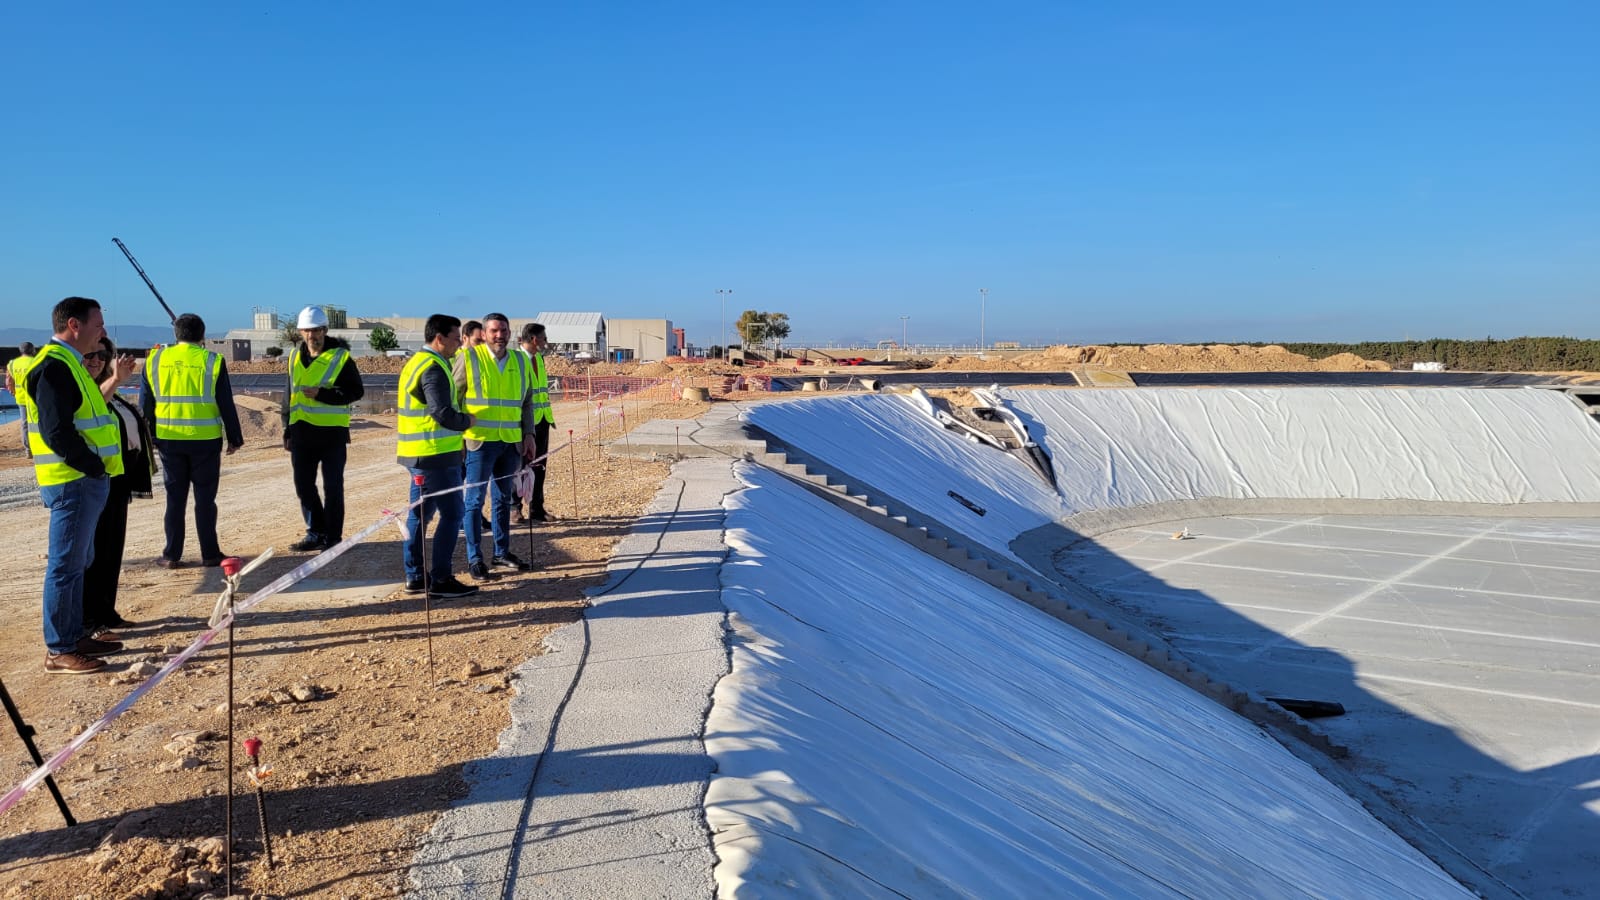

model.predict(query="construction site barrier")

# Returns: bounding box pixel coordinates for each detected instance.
[0,401,641,817]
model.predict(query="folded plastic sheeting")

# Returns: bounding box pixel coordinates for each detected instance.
[744,395,1068,558]
[1004,387,1600,514]
[706,464,1468,898]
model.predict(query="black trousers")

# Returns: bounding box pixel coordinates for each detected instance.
[291,440,347,541]
[531,420,551,515]
[84,475,132,630]
[158,439,223,561]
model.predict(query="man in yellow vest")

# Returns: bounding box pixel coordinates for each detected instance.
[5,341,37,458]
[454,312,538,582]
[27,298,125,674]
[513,322,555,523]
[398,314,478,599]
[282,306,365,552]
[140,313,244,568]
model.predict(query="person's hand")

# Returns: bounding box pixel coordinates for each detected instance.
[467,414,477,428]
[302,386,320,400]
[113,353,137,382]
[282,434,292,452]
[521,436,537,461]
[226,442,241,456]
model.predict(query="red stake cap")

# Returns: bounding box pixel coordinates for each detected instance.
[243,737,262,757]
[413,474,426,487]
[220,557,244,577]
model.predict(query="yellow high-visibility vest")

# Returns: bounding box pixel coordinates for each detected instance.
[7,354,38,434]
[146,343,223,440]
[528,350,554,425]
[26,343,124,485]
[462,344,527,443]
[289,346,352,428]
[397,349,464,460]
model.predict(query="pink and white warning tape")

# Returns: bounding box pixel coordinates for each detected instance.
[0,410,624,816]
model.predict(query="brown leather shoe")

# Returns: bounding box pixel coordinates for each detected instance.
[89,628,124,642]
[76,636,123,657]
[154,556,182,569]
[45,651,106,674]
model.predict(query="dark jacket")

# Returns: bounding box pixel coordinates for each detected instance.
[110,394,156,497]
[398,349,472,470]
[281,337,366,448]
[139,343,245,449]
[26,342,105,478]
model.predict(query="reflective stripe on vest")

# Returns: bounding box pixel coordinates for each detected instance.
[528,350,554,425]
[26,344,124,485]
[462,344,526,443]
[147,344,223,440]
[396,349,464,460]
[8,356,39,433]
[288,346,352,427]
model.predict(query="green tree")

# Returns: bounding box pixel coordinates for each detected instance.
[763,312,791,352]
[264,346,284,358]
[369,324,400,353]
[735,310,768,349]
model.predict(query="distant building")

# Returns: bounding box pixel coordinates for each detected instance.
[537,312,606,356]
[606,319,675,362]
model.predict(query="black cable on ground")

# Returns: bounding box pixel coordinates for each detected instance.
[498,479,688,900]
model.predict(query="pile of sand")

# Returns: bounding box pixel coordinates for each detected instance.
[232,393,285,443]
[925,344,1391,373]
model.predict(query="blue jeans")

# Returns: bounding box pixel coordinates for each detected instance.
[41,475,110,654]
[403,465,464,583]
[464,441,522,564]
[157,438,223,561]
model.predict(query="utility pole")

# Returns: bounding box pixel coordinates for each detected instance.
[717,289,733,359]
[900,315,909,352]
[979,288,988,354]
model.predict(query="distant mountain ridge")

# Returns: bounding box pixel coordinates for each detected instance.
[0,324,178,349]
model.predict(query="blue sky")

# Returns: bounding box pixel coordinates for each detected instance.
[2,2,1595,347]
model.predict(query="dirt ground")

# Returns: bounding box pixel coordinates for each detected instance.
[0,397,696,899]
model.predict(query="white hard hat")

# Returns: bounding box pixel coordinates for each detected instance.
[297,306,329,329]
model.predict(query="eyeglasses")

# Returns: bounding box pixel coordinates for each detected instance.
[87,351,112,361]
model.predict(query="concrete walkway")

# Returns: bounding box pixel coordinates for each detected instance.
[410,455,743,898]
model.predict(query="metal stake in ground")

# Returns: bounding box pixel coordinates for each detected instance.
[243,737,275,868]
[413,474,436,684]
[219,555,245,898]
[0,679,74,826]
[567,429,578,518]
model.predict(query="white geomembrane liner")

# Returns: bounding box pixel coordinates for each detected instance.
[706,464,1467,898]
[1003,387,1600,512]
[743,394,1069,559]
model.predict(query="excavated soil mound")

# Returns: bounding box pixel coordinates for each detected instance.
[927,344,1392,373]
[231,393,285,443]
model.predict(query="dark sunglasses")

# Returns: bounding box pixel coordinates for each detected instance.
[87,350,113,361]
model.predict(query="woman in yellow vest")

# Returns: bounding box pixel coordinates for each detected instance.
[26,298,124,674]
[82,335,156,639]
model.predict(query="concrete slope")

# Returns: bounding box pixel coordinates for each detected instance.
[706,463,1469,899]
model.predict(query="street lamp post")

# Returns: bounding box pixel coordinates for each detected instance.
[717,289,733,359]
[979,288,988,354]
[900,315,909,353]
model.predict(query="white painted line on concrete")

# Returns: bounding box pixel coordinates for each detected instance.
[1487,739,1600,870]
[1091,516,1321,588]
[1238,522,1505,662]
[1117,529,1600,575]
[1224,516,1600,551]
